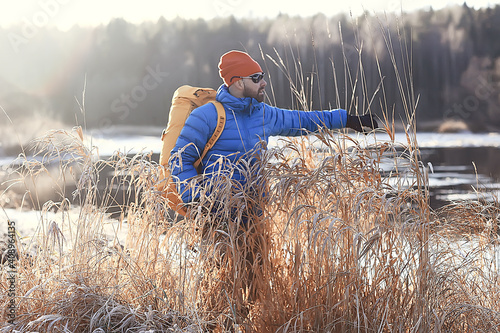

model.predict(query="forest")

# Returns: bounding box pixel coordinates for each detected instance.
[1,3,500,133]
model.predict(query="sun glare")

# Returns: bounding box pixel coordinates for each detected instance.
[0,0,494,30]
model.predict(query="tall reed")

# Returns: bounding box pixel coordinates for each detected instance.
[2,13,500,333]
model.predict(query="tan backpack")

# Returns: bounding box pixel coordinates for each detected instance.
[157,85,226,216]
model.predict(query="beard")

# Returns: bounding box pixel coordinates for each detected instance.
[256,88,265,102]
[244,84,265,102]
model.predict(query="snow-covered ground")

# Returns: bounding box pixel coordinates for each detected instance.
[83,129,500,157]
[1,206,128,252]
[2,126,500,164]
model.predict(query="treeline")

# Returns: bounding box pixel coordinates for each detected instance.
[1,4,500,132]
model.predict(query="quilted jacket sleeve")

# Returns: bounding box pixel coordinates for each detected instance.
[263,105,348,136]
[169,103,216,203]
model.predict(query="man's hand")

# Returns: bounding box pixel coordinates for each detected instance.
[346,114,379,133]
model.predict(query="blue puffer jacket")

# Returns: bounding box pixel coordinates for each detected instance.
[169,84,347,203]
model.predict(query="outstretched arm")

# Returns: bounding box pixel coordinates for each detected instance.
[264,106,378,136]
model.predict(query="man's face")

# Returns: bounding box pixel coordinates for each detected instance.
[242,72,267,102]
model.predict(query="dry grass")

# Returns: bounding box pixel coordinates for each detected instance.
[3,122,500,332]
[2,14,500,333]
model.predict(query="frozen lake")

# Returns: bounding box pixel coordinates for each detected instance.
[1,127,499,210]
[1,127,499,243]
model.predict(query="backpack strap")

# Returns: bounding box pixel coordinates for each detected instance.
[193,101,226,171]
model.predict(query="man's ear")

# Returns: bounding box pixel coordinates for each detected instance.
[228,79,246,98]
[235,79,244,90]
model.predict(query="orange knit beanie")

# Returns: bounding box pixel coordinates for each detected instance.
[218,50,263,86]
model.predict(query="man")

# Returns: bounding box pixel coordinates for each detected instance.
[168,51,378,324]
[169,50,378,213]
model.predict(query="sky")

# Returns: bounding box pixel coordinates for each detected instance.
[0,0,498,30]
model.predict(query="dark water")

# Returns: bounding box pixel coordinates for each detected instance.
[420,146,500,209]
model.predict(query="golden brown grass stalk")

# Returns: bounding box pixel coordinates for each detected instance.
[2,14,500,333]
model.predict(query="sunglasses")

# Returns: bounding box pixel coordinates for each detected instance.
[230,72,266,84]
